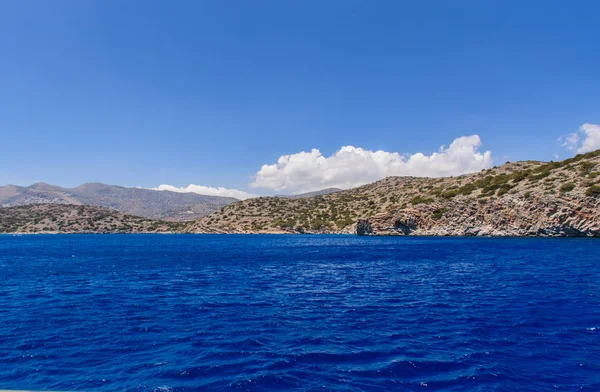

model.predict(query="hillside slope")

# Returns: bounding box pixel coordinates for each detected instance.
[186,150,600,237]
[0,204,185,234]
[0,183,237,221]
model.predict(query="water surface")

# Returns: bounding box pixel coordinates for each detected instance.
[1,235,599,391]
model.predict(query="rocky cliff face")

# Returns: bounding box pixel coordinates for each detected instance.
[356,194,600,237]
[187,150,600,237]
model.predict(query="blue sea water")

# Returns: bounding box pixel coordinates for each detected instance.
[0,235,599,391]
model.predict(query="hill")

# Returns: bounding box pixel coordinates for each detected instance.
[0,204,185,234]
[186,150,600,237]
[0,182,237,221]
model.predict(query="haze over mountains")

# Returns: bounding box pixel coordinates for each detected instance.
[0,182,238,221]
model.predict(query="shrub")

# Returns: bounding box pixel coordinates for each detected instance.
[335,217,355,228]
[431,208,447,220]
[580,162,597,176]
[441,182,479,198]
[440,189,459,199]
[409,196,434,205]
[559,182,576,193]
[510,170,530,183]
[586,185,600,197]
[496,184,513,196]
[524,191,532,199]
[529,170,551,181]
[273,217,296,229]
[458,183,478,194]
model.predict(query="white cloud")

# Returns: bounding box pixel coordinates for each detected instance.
[152,184,258,200]
[578,123,600,153]
[250,135,493,193]
[561,133,580,151]
[562,123,600,153]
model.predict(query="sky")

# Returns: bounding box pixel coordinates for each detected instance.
[1,0,599,198]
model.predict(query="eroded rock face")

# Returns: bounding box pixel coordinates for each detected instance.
[356,195,600,237]
[356,219,374,236]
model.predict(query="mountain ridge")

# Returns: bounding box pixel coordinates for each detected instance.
[0,182,237,221]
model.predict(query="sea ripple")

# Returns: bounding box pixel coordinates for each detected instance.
[0,234,599,391]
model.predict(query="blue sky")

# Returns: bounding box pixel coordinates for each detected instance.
[1,0,599,196]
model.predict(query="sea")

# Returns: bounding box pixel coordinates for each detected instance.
[0,234,599,391]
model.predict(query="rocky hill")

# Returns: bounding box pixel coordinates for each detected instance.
[0,182,237,221]
[186,150,600,237]
[0,204,185,234]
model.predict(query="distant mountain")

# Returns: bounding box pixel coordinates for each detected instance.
[0,204,184,233]
[0,182,237,221]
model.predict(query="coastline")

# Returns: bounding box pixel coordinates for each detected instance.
[1,230,598,237]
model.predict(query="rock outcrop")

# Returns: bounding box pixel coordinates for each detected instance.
[357,195,600,237]
[356,219,374,236]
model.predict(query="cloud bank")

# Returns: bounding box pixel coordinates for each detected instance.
[251,135,493,193]
[153,184,258,200]
[562,123,600,153]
